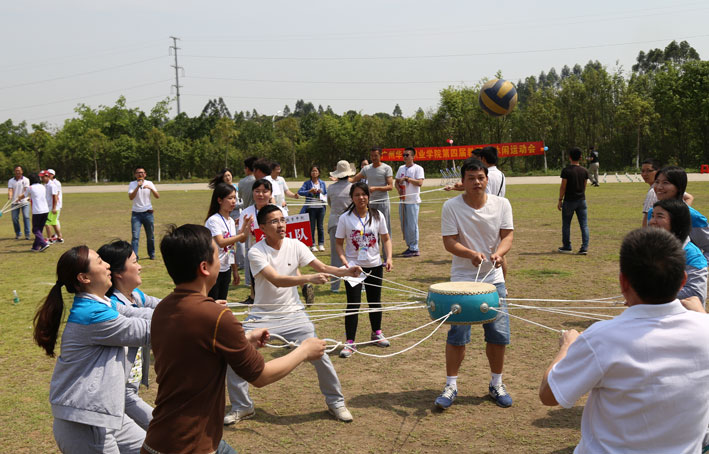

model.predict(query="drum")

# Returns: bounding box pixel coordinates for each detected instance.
[426,282,500,325]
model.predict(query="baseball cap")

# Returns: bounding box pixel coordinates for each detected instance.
[47,169,56,176]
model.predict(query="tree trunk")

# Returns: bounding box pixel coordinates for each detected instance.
[157,148,162,182]
[93,151,98,183]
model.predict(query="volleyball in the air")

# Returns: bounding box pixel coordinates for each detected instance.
[479,78,518,117]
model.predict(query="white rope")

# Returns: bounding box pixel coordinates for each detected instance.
[351,312,452,358]
[262,311,452,355]
[503,297,625,304]
[1,201,28,214]
[508,305,624,310]
[508,303,612,321]
[479,260,497,282]
[488,306,561,333]
[360,272,428,296]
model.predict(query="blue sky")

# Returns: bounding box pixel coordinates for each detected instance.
[1,0,707,128]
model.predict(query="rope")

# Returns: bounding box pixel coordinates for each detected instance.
[488,306,561,333]
[503,297,625,304]
[262,311,453,357]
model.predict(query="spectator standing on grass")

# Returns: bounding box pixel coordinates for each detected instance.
[142,224,326,454]
[28,172,50,252]
[395,147,424,257]
[557,147,589,255]
[434,157,515,410]
[7,164,30,240]
[587,146,600,187]
[327,160,354,293]
[270,161,299,215]
[350,148,394,252]
[44,169,64,243]
[128,167,159,260]
[298,165,327,252]
[540,228,709,454]
[238,156,258,288]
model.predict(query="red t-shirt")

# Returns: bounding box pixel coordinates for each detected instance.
[143,288,264,454]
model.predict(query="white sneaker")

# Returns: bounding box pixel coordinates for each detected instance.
[224,405,255,425]
[328,405,353,422]
[318,244,325,251]
[311,246,318,252]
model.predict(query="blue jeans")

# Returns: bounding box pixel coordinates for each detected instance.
[561,199,589,250]
[399,203,420,251]
[11,203,30,238]
[306,207,326,246]
[131,211,155,259]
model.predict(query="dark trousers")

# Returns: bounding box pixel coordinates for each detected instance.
[31,213,48,250]
[208,270,232,301]
[344,265,383,341]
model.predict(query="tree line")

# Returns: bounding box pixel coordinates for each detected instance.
[1,40,706,182]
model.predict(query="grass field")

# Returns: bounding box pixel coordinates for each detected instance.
[2,180,707,453]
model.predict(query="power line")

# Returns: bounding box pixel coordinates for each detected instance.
[0,79,172,113]
[182,93,439,102]
[180,34,709,62]
[0,56,165,91]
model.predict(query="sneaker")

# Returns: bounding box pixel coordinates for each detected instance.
[402,250,420,257]
[577,248,588,255]
[15,235,21,240]
[311,245,318,252]
[400,248,411,256]
[25,236,31,240]
[39,244,50,252]
[240,296,254,305]
[371,331,390,347]
[489,383,513,408]
[339,343,356,358]
[56,238,64,244]
[318,244,325,251]
[224,405,255,425]
[557,247,573,254]
[328,405,353,422]
[302,283,315,307]
[434,384,458,410]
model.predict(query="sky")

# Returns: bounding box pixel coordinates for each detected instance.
[1,0,708,130]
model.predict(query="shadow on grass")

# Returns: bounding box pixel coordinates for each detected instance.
[348,388,487,415]
[518,251,560,256]
[421,259,449,266]
[532,406,583,429]
[549,447,577,454]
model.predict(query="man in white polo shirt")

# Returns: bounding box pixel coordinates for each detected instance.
[128,166,159,260]
[7,165,30,240]
[540,228,709,454]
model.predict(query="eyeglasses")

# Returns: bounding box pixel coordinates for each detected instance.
[403,154,410,157]
[266,217,287,226]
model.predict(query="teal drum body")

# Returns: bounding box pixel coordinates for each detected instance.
[426,282,500,325]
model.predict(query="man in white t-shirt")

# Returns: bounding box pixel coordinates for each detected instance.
[540,228,709,454]
[474,147,506,197]
[7,165,30,240]
[44,169,64,243]
[435,157,515,410]
[395,147,425,257]
[128,166,160,260]
[224,204,362,425]
[269,161,299,215]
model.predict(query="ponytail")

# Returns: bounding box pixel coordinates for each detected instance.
[33,246,90,357]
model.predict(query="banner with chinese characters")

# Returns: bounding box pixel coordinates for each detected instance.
[381,141,544,162]
[253,213,313,247]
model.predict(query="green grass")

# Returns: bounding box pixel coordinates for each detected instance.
[2,180,708,453]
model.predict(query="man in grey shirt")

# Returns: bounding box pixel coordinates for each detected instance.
[327,160,355,293]
[351,148,394,251]
[238,156,258,210]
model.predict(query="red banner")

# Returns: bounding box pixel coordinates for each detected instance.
[253,213,313,247]
[382,141,544,162]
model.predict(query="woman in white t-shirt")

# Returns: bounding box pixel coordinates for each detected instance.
[335,182,393,358]
[28,172,50,252]
[209,168,244,285]
[204,183,252,300]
